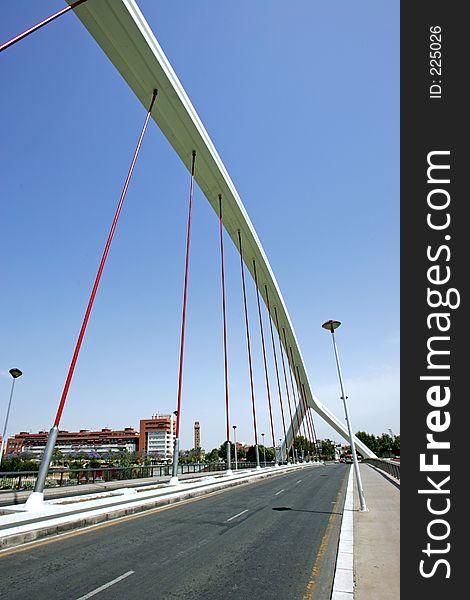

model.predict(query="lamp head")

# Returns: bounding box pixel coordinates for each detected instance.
[321,320,341,332]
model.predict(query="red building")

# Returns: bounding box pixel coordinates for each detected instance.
[6,427,140,457]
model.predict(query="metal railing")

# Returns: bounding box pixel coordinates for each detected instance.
[363,458,400,480]
[0,461,270,491]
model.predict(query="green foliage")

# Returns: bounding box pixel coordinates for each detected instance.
[355,431,400,457]
[68,460,84,471]
[235,445,247,460]
[179,447,204,464]
[294,436,316,457]
[51,448,64,466]
[245,444,275,463]
[205,448,221,462]
[245,445,258,463]
[118,452,132,467]
[0,456,38,472]
[319,439,336,459]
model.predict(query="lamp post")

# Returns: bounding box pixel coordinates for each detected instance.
[261,433,266,467]
[279,438,283,464]
[233,425,238,470]
[169,410,179,485]
[322,320,367,511]
[0,368,23,466]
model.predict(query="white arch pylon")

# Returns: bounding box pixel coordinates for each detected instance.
[68,0,376,459]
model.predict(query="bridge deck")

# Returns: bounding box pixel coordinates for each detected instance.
[0,463,399,598]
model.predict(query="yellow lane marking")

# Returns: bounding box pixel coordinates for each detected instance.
[302,485,343,599]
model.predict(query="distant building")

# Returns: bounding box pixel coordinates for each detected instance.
[139,414,175,460]
[6,427,139,456]
[194,421,200,449]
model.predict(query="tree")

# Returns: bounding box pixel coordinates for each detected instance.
[319,439,336,460]
[235,445,247,461]
[245,445,258,463]
[356,431,378,455]
[355,430,400,458]
[179,447,203,463]
[391,435,400,457]
[294,435,315,458]
[0,456,38,472]
[52,448,64,466]
[205,448,220,463]
[245,445,275,463]
[218,442,230,462]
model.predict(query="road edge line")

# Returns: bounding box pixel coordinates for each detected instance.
[331,465,354,599]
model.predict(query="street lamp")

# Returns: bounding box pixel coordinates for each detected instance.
[169,410,179,486]
[233,425,238,470]
[322,320,367,511]
[261,433,266,467]
[0,368,23,466]
[279,438,283,465]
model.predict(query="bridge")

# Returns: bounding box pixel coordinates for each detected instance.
[0,2,398,598]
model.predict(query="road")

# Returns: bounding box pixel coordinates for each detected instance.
[0,465,348,600]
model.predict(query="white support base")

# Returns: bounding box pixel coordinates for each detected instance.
[24,491,45,512]
[224,469,233,476]
[167,476,180,486]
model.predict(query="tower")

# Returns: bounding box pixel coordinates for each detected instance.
[194,421,200,449]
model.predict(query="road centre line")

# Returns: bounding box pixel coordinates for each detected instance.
[226,509,248,522]
[296,480,303,484]
[275,489,285,496]
[75,571,134,599]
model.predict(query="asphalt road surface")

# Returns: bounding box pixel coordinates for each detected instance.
[0,465,349,600]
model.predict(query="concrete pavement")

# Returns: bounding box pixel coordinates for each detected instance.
[353,463,400,600]
[0,465,346,600]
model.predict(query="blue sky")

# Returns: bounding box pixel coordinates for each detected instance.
[0,0,399,452]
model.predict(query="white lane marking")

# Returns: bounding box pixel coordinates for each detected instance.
[75,571,135,599]
[296,479,303,484]
[226,509,248,522]
[275,489,285,496]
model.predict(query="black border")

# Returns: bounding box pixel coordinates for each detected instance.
[401,2,466,595]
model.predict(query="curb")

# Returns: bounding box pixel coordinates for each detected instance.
[331,465,354,600]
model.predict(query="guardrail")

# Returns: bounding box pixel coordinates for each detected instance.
[0,461,273,491]
[363,458,400,481]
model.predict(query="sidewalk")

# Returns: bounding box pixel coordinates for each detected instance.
[353,463,400,599]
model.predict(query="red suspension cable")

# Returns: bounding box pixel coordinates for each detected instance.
[0,0,88,54]
[265,288,288,446]
[238,231,258,446]
[295,365,314,455]
[303,383,319,458]
[286,342,306,446]
[175,150,197,439]
[275,309,296,456]
[281,329,298,445]
[218,195,230,442]
[54,89,158,427]
[252,261,275,449]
